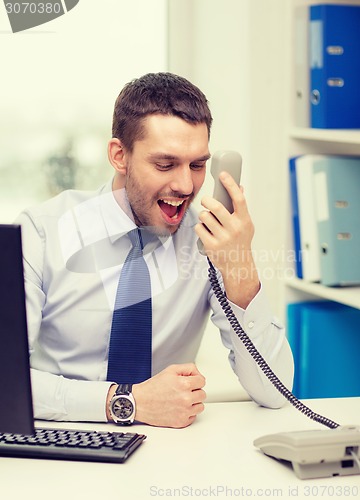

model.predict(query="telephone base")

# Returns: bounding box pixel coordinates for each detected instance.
[292,459,359,480]
[254,425,360,479]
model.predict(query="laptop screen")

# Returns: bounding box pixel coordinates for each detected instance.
[0,224,34,435]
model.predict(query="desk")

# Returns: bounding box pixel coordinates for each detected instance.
[1,398,359,500]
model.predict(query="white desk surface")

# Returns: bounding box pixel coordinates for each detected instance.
[1,397,359,500]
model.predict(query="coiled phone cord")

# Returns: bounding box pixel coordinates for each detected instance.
[207,258,340,430]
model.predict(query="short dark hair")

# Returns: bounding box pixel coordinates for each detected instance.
[112,72,213,151]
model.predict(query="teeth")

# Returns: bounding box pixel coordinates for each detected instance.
[162,199,184,207]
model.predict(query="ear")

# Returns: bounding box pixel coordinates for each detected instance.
[107,138,128,174]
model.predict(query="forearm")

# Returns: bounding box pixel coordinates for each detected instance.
[30,368,114,422]
[221,252,260,309]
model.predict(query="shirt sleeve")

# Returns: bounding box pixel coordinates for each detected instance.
[17,210,113,422]
[209,276,295,409]
[30,369,113,422]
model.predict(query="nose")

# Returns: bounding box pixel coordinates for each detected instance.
[169,165,194,196]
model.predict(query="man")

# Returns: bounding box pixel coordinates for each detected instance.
[18,72,294,428]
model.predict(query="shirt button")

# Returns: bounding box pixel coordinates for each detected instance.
[248,321,255,329]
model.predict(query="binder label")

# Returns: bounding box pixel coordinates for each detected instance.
[314,171,329,221]
[310,20,323,68]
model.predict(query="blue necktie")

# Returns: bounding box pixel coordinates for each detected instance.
[107,228,152,384]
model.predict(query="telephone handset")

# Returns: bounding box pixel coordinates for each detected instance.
[197,151,242,255]
[210,150,242,212]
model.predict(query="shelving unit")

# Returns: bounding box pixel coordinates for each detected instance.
[290,127,360,145]
[285,0,360,312]
[285,278,360,310]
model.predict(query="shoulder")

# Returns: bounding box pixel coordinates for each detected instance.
[17,182,109,225]
[24,187,102,218]
[15,183,111,248]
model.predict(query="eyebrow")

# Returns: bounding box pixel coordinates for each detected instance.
[147,153,211,162]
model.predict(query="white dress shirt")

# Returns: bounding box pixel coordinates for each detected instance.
[16,178,294,422]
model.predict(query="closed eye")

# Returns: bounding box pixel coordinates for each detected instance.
[190,162,207,170]
[155,163,174,170]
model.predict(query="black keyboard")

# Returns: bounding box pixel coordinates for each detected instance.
[0,427,146,463]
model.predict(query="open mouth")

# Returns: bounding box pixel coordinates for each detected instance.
[157,198,187,224]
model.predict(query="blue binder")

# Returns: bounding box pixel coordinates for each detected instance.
[287,301,360,399]
[313,156,360,286]
[289,157,303,279]
[310,4,360,128]
[286,303,302,397]
[294,5,310,127]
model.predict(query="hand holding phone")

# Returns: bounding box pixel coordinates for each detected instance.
[197,151,242,255]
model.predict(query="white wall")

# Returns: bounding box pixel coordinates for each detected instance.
[0,0,167,221]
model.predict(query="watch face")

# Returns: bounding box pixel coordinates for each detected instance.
[112,396,134,420]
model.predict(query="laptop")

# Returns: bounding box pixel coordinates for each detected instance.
[0,224,146,462]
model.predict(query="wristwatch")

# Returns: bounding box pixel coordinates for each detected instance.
[109,384,136,425]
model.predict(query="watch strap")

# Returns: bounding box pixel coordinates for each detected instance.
[116,383,133,396]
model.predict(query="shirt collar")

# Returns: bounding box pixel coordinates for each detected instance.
[98,178,137,245]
